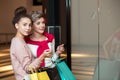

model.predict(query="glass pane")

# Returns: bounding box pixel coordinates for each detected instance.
[98,0,120,80]
[71,0,98,80]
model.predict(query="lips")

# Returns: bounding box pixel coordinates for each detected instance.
[39,29,45,31]
[25,31,30,34]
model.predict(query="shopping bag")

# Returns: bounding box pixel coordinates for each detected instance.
[37,71,50,80]
[30,73,38,80]
[29,67,38,80]
[29,67,50,80]
[56,60,76,80]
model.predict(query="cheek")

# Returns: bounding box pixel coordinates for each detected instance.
[34,26,39,30]
[29,27,32,31]
[33,26,39,31]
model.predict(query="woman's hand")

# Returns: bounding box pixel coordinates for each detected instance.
[43,49,53,58]
[38,49,52,66]
[56,44,65,54]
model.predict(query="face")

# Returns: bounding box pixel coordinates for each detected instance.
[33,17,46,34]
[15,17,32,37]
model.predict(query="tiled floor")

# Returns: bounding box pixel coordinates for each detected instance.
[0,44,98,80]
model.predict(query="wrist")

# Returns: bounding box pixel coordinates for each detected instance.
[38,54,45,61]
[56,51,61,55]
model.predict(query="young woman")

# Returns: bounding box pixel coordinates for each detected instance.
[25,11,64,80]
[10,7,50,80]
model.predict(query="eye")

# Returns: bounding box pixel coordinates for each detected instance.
[29,23,32,27]
[23,23,27,26]
[36,22,40,25]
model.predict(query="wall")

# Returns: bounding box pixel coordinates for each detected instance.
[0,0,42,43]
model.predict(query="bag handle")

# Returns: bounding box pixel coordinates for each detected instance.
[29,67,34,74]
[53,58,66,64]
[29,66,38,73]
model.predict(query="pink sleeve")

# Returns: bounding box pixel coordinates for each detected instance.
[12,39,41,72]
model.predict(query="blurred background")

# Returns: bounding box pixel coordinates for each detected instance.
[1,0,120,80]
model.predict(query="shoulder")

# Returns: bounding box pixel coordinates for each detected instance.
[11,37,25,46]
[44,32,54,38]
[11,37,21,43]
[44,32,54,42]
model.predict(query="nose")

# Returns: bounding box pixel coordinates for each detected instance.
[26,26,31,30]
[41,23,45,27]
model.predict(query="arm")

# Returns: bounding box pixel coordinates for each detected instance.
[50,39,59,61]
[103,29,120,59]
[12,39,45,72]
[103,35,113,58]
[51,39,65,61]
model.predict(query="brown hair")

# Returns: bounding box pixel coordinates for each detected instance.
[12,6,32,27]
